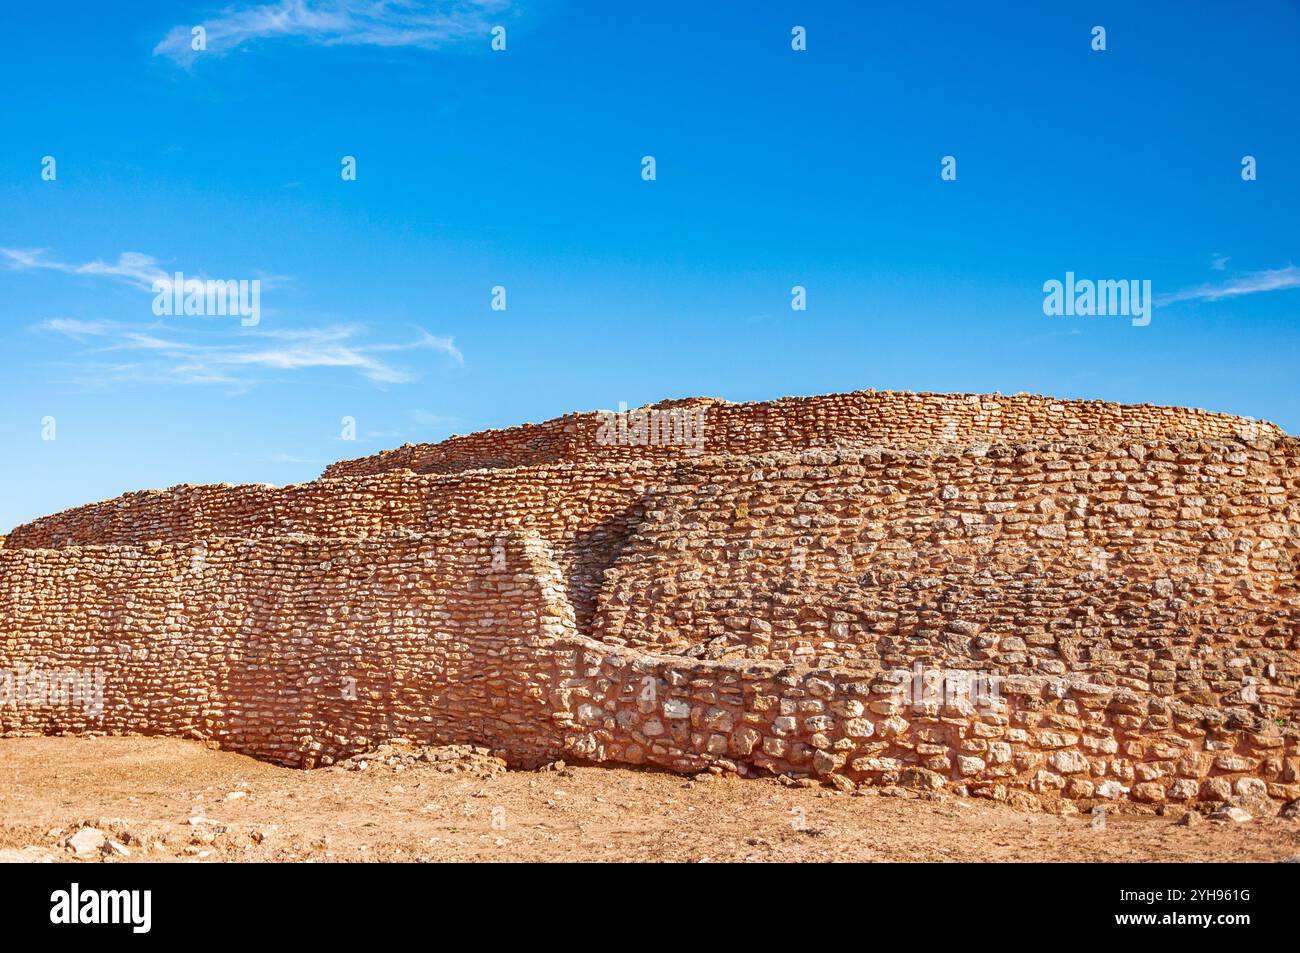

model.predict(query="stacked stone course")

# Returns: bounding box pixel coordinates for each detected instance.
[2,391,1297,812]
[321,391,1279,478]
[0,532,577,766]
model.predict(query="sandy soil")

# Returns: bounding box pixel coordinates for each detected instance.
[1,736,1297,863]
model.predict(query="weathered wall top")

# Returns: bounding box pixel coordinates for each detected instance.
[321,390,1284,479]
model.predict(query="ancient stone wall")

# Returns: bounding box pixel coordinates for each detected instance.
[596,441,1300,688]
[322,392,1281,479]
[5,463,662,625]
[0,532,575,767]
[549,638,1298,809]
[7,527,1289,811]
[2,390,1296,811]
[3,533,1294,810]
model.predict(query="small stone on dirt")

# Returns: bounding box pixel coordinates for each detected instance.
[1210,806,1252,823]
[66,827,107,857]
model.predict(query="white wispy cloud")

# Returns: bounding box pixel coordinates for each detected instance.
[1,247,170,291]
[2,247,287,296]
[40,318,123,340]
[37,319,462,387]
[1156,265,1300,307]
[154,0,512,65]
[16,246,461,386]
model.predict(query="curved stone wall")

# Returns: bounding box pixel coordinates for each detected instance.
[2,531,1296,810]
[551,637,1297,809]
[4,463,662,625]
[322,391,1282,478]
[1,390,1296,811]
[597,440,1300,675]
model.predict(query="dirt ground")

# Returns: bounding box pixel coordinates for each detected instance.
[1,736,1297,863]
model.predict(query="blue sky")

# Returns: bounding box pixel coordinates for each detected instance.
[2,0,1298,531]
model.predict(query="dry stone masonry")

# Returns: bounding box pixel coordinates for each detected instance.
[2,390,1297,813]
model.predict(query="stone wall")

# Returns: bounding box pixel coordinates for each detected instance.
[5,463,663,626]
[596,441,1300,690]
[2,389,1296,811]
[322,391,1282,479]
[549,639,1298,809]
[2,532,1294,810]
[0,532,575,767]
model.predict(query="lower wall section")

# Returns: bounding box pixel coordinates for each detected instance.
[0,533,576,767]
[2,534,1296,809]
[547,641,1300,811]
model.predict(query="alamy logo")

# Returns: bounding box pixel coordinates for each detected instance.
[889,661,1003,715]
[595,402,706,451]
[151,271,260,326]
[50,883,151,933]
[0,664,105,717]
[1042,272,1152,327]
